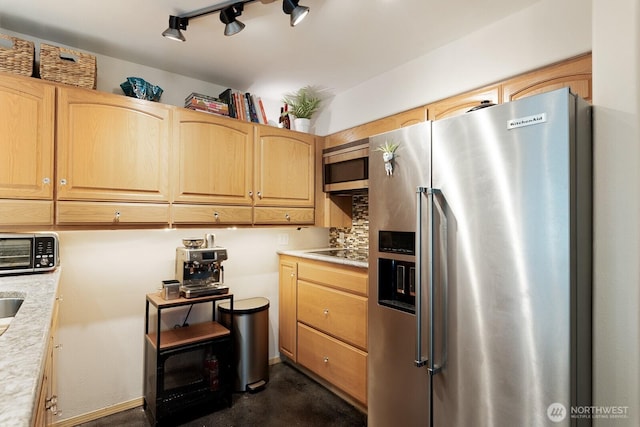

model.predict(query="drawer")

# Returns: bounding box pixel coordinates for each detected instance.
[253,207,314,225]
[297,323,367,404]
[57,201,170,224]
[298,281,367,350]
[172,204,253,224]
[0,200,53,226]
[298,260,368,296]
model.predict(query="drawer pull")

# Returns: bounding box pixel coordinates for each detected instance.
[285,213,291,221]
[213,211,220,220]
[323,356,329,364]
[114,211,121,222]
[323,308,329,316]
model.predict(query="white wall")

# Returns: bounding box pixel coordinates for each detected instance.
[315,0,592,136]
[592,0,640,425]
[55,227,328,421]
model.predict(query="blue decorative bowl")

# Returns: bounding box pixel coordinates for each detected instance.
[120,77,163,101]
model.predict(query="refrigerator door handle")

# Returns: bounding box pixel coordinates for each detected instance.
[415,186,429,368]
[427,188,443,376]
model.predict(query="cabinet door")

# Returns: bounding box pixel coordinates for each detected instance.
[172,109,254,205]
[56,87,171,202]
[279,257,298,362]
[255,127,314,207]
[0,74,54,199]
[502,53,592,102]
[427,85,501,121]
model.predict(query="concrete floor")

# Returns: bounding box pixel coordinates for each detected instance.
[77,362,367,426]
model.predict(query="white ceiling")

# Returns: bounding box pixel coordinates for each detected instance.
[0,0,539,101]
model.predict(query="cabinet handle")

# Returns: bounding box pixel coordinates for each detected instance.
[285,213,291,221]
[323,356,329,364]
[59,178,67,186]
[257,191,262,199]
[43,177,51,185]
[114,211,121,222]
[323,308,329,316]
[46,395,59,414]
[213,211,220,220]
[249,191,253,197]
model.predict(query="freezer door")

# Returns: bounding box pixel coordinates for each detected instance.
[430,88,590,426]
[368,122,432,427]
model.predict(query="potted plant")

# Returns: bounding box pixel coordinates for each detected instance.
[282,85,322,132]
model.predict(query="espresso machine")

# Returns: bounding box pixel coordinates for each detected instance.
[175,236,229,298]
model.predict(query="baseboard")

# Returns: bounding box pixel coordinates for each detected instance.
[51,397,143,427]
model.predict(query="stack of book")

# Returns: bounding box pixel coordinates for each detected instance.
[184,93,230,116]
[218,88,268,124]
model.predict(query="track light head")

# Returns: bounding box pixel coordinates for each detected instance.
[220,4,246,36]
[282,0,309,27]
[162,15,188,42]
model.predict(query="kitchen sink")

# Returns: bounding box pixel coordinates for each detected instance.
[0,297,24,336]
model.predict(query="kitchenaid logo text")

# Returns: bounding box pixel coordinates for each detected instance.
[507,113,547,129]
[546,403,630,422]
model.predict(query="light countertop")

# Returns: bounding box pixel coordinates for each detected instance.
[278,248,368,269]
[0,269,61,427]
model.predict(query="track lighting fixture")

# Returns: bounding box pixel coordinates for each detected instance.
[282,0,309,27]
[162,15,188,42]
[161,0,310,41]
[220,4,246,36]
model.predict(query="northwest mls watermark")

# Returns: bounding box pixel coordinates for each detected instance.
[547,403,630,422]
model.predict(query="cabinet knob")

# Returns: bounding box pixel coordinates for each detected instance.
[285,213,291,221]
[213,211,220,220]
[290,273,295,277]
[257,191,262,199]
[114,211,121,222]
[323,356,329,364]
[323,308,329,316]
[249,191,253,197]
[59,178,67,186]
[43,177,51,185]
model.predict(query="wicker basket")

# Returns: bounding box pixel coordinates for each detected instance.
[39,43,96,89]
[0,33,35,77]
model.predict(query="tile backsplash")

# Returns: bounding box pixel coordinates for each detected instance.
[329,191,369,252]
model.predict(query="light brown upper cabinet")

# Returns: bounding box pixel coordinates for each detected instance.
[427,85,501,121]
[55,87,171,225]
[255,126,315,208]
[0,73,55,227]
[0,74,55,200]
[502,53,592,102]
[56,87,171,203]
[324,106,427,149]
[172,108,254,206]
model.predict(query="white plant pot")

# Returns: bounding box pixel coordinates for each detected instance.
[293,118,311,133]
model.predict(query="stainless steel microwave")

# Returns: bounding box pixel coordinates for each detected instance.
[322,139,369,193]
[0,233,59,275]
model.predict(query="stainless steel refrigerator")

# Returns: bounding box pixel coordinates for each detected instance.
[368,88,592,427]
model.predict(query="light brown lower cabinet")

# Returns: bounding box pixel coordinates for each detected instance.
[33,290,60,426]
[279,255,368,406]
[297,323,368,405]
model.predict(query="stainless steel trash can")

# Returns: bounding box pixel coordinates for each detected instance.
[218,297,270,392]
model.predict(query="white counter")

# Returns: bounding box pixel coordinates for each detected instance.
[278,248,368,269]
[0,269,61,427]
